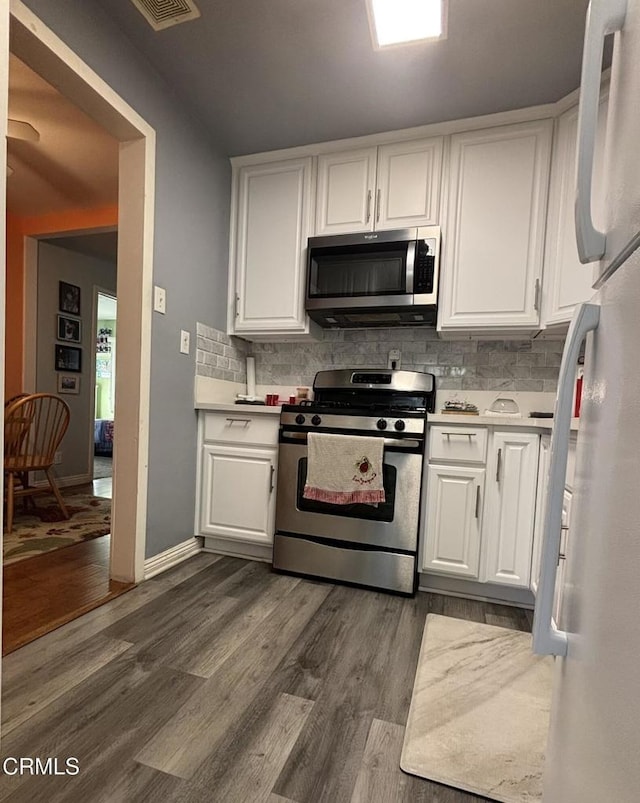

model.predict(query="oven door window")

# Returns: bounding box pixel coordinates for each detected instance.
[296,458,396,522]
[308,241,409,299]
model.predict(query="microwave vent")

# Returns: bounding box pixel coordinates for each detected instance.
[345,313,403,324]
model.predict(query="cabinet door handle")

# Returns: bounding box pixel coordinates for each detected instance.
[226,417,251,425]
[534,278,541,313]
[366,189,372,223]
[475,485,481,519]
[270,465,275,493]
[532,303,600,658]
[575,0,627,263]
[376,188,381,223]
[235,293,240,318]
[442,432,476,439]
[496,448,502,483]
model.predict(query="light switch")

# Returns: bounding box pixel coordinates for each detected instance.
[154,286,166,314]
[180,330,190,354]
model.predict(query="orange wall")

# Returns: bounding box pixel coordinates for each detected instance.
[4,205,118,398]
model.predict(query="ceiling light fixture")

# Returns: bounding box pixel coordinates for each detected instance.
[367,0,447,49]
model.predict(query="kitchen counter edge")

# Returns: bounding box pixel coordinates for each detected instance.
[428,413,580,431]
[196,402,282,415]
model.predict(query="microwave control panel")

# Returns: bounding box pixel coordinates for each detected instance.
[414,240,436,295]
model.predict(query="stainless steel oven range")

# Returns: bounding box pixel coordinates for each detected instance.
[273,369,435,595]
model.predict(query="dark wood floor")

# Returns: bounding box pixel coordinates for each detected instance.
[3,535,133,655]
[2,477,133,655]
[0,554,532,802]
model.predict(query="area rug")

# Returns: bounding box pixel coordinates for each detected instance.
[3,492,111,566]
[401,614,553,803]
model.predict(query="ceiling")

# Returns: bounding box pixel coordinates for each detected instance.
[7,53,119,217]
[6,0,600,217]
[91,0,594,156]
[43,232,119,263]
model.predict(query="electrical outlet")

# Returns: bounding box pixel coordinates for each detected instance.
[388,349,401,369]
[54,451,63,465]
[153,286,166,314]
[180,329,190,354]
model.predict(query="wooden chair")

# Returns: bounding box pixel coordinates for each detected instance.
[4,393,71,534]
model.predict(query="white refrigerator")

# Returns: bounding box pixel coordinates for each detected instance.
[532,0,640,800]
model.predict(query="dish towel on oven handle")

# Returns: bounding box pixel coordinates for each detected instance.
[303,432,386,505]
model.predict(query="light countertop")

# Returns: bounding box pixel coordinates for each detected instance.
[195,402,281,415]
[429,413,580,432]
[195,405,580,431]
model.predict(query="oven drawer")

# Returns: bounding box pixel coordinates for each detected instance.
[273,533,416,595]
[203,412,279,446]
[428,425,488,464]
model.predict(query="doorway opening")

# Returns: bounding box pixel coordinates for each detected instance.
[93,291,117,486]
[1,2,156,656]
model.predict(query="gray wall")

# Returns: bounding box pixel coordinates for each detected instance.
[23,0,231,557]
[36,241,117,480]
[196,326,562,394]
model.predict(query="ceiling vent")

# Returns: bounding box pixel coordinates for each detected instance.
[130,0,200,31]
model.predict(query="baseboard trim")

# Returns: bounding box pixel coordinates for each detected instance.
[418,573,535,609]
[201,535,272,563]
[144,537,204,579]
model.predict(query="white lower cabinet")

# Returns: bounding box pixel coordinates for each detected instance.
[483,431,540,587]
[422,425,540,590]
[196,411,279,554]
[423,465,484,578]
[200,444,276,544]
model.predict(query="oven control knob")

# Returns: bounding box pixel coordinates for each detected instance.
[376,419,388,430]
[295,414,305,425]
[311,415,322,426]
[394,420,406,432]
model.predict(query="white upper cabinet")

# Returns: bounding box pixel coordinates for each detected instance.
[483,431,540,588]
[315,148,377,235]
[315,137,444,235]
[542,93,609,327]
[439,120,553,332]
[375,138,443,230]
[231,157,314,336]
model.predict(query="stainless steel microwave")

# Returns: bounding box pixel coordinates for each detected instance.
[305,226,440,328]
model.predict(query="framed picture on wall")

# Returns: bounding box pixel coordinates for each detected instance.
[55,344,82,373]
[57,315,82,343]
[57,374,80,394]
[59,281,81,316]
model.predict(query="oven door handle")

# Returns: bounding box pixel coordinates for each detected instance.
[280,431,422,449]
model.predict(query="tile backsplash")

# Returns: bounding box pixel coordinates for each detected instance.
[196,325,562,393]
[196,323,250,383]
